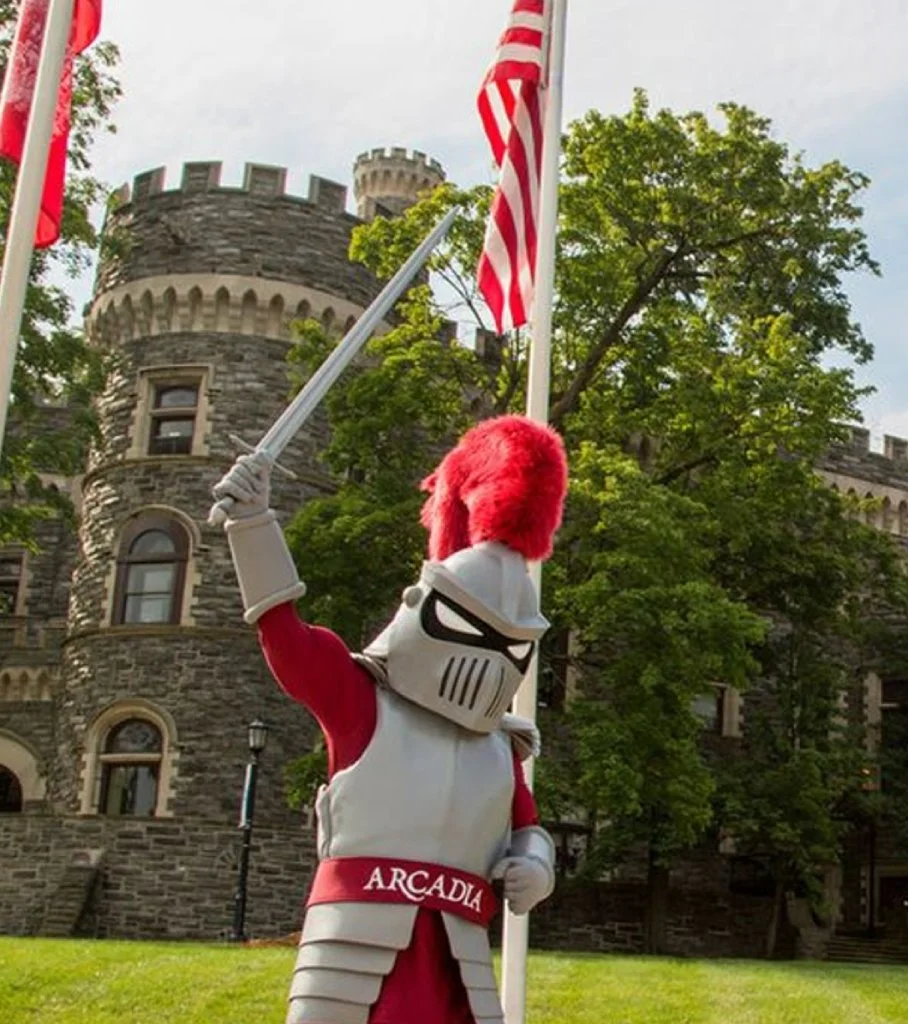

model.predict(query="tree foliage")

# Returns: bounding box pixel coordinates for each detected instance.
[283,91,908,943]
[284,299,487,645]
[0,5,121,543]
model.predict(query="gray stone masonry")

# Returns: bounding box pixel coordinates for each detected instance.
[82,330,333,481]
[2,154,392,943]
[96,162,382,310]
[57,629,315,826]
[0,703,54,799]
[527,881,780,959]
[0,814,314,940]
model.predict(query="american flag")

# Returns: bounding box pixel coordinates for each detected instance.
[477,0,548,334]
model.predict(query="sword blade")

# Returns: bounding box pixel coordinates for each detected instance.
[208,206,458,526]
[261,206,458,458]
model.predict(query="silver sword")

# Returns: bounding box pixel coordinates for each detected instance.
[208,206,458,526]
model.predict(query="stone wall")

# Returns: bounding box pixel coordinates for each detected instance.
[528,881,778,959]
[1,152,420,945]
[96,162,382,309]
[0,412,81,797]
[0,807,778,955]
[0,813,315,940]
[78,330,332,489]
[58,325,337,822]
[0,701,54,789]
[56,629,316,825]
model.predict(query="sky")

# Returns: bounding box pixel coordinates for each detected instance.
[83,0,908,445]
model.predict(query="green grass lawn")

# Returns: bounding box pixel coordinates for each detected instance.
[3,938,908,1023]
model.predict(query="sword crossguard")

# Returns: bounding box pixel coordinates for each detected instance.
[206,436,298,528]
[227,434,298,480]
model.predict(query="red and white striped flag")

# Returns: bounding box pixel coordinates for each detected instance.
[477,0,548,334]
[0,0,103,248]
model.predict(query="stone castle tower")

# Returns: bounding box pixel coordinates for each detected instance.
[353,147,445,219]
[0,150,445,939]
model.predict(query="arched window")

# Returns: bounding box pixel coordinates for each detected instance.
[98,719,163,817]
[883,498,895,533]
[80,701,178,817]
[112,516,188,626]
[0,765,22,813]
[0,733,46,808]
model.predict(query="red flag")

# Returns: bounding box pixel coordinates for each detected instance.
[0,0,102,249]
[477,0,547,333]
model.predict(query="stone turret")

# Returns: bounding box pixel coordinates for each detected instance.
[0,148,446,943]
[48,160,388,939]
[353,147,446,220]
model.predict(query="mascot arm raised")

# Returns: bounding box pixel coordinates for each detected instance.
[213,453,378,772]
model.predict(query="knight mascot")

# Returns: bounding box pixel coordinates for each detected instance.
[213,413,568,1024]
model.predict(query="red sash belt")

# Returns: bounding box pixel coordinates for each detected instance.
[307,856,498,927]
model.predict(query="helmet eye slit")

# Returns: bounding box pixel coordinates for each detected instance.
[434,599,484,636]
[422,592,531,655]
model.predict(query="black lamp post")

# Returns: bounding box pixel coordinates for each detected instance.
[230,718,268,942]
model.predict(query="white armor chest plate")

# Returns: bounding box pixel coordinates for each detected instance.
[316,687,515,876]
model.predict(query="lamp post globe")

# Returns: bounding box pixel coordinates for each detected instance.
[248,719,268,755]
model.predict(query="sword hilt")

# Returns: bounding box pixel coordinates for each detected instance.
[206,435,297,528]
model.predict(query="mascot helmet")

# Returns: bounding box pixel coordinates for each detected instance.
[364,415,568,733]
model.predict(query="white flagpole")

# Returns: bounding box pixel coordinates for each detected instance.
[0,0,76,455]
[501,0,568,1021]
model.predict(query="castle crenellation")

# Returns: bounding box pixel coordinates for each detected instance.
[354,146,445,175]
[842,424,908,463]
[113,162,356,218]
[111,147,446,221]
[352,147,447,219]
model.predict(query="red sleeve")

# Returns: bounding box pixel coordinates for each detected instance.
[257,602,376,776]
[510,746,540,829]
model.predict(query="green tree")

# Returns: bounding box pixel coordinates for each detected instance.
[284,299,487,646]
[0,5,121,543]
[284,91,900,952]
[713,475,908,954]
[550,445,764,951]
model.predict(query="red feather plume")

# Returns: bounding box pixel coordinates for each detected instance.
[420,415,568,562]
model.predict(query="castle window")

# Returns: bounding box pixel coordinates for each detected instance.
[128,365,213,460]
[0,553,23,616]
[692,684,741,737]
[98,719,163,817]
[880,679,908,793]
[148,383,199,456]
[80,702,178,817]
[0,765,23,813]
[112,516,188,626]
[692,687,725,733]
[0,734,46,808]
